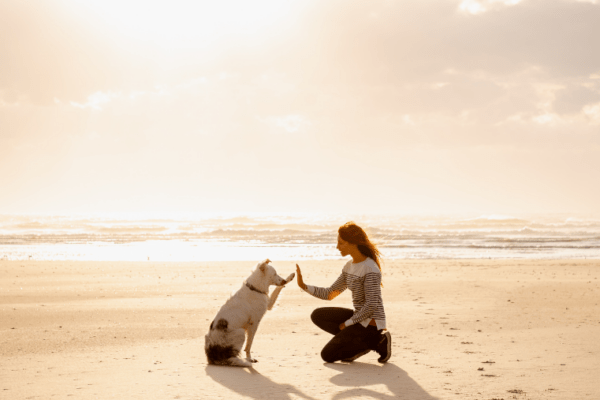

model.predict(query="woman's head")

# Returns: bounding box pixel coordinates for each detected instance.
[338,221,381,272]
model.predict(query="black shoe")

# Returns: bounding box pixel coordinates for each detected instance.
[376,332,391,363]
[341,349,370,362]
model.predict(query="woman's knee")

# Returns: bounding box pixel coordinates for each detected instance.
[320,347,338,363]
[310,308,326,325]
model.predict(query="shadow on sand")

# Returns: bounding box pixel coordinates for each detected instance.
[205,365,316,400]
[325,362,440,400]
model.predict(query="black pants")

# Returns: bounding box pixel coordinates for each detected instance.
[311,307,383,363]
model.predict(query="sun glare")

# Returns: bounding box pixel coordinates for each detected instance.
[67,0,300,51]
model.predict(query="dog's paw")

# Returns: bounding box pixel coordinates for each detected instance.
[285,272,295,283]
[246,357,258,363]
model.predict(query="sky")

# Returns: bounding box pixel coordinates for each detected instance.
[1,0,599,217]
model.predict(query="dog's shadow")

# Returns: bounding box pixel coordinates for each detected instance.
[205,365,316,400]
[325,362,440,400]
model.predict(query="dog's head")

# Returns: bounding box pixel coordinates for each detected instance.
[256,259,288,287]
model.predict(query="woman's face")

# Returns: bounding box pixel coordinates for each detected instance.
[337,235,353,257]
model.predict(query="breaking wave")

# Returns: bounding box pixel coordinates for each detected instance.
[0,213,599,261]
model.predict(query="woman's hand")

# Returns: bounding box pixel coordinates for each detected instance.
[296,264,307,290]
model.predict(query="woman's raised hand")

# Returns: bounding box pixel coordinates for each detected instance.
[296,264,307,290]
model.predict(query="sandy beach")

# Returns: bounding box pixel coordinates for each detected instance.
[1,259,599,399]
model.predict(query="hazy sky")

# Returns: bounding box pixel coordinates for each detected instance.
[1,0,599,216]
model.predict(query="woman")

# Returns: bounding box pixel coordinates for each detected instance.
[296,221,391,363]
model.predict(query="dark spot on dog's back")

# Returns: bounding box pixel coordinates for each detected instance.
[209,319,214,330]
[215,318,228,330]
[205,344,239,364]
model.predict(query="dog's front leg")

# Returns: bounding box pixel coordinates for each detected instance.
[267,273,295,310]
[244,322,260,363]
[267,286,284,311]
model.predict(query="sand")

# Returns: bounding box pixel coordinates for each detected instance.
[1,259,599,399]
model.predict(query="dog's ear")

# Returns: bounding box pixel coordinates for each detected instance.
[259,259,271,273]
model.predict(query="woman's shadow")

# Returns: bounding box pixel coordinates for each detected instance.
[325,362,439,400]
[205,365,316,400]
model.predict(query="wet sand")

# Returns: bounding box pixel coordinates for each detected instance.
[1,259,599,399]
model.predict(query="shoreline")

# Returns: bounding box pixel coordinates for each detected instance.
[1,259,599,399]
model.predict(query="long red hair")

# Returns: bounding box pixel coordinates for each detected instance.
[338,221,382,284]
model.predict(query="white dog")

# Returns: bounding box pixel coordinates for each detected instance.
[204,259,295,367]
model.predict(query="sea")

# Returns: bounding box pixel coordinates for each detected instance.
[0,213,598,261]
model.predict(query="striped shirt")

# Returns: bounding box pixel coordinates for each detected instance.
[305,257,386,330]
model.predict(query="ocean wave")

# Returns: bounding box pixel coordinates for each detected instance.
[1,214,599,260]
[87,225,170,233]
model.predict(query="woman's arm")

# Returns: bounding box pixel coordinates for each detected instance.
[296,263,347,300]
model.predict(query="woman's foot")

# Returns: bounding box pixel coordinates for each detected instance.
[376,332,392,363]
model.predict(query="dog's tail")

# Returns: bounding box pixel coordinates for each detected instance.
[205,320,251,367]
[205,342,237,362]
[205,340,252,367]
